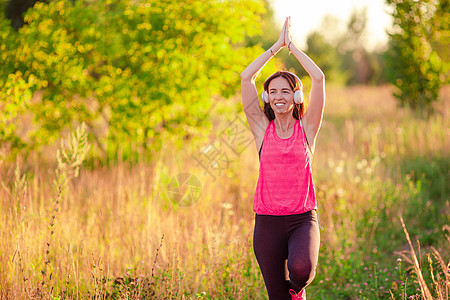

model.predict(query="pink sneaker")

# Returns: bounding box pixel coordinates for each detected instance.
[289,289,306,300]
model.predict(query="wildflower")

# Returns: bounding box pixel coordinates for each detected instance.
[335,166,344,174]
[356,161,363,170]
[221,203,232,209]
[372,156,381,165]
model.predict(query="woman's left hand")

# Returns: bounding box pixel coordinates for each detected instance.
[284,16,292,48]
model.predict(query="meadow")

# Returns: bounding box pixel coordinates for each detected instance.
[0,85,448,299]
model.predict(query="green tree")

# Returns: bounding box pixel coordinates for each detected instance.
[385,0,447,114]
[301,13,372,85]
[245,0,278,50]
[244,0,285,82]
[305,31,343,84]
[0,0,266,162]
[430,0,449,65]
[339,7,377,85]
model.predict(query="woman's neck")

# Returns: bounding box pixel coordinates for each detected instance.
[274,114,296,132]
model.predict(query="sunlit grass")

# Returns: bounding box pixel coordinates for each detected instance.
[0,85,448,299]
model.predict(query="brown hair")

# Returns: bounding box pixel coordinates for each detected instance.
[263,71,304,121]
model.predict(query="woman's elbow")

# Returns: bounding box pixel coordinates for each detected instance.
[240,71,251,81]
[312,71,325,82]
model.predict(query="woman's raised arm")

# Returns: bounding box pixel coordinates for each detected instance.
[285,17,325,153]
[240,18,289,140]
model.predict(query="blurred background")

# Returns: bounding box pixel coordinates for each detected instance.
[0,0,448,299]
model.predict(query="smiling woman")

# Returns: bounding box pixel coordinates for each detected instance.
[240,16,325,300]
[262,71,304,126]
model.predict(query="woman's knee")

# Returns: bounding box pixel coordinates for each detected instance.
[287,260,316,288]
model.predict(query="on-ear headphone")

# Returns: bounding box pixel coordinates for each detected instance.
[262,71,303,104]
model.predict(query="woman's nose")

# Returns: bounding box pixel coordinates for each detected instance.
[273,92,283,99]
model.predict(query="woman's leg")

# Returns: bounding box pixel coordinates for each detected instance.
[286,210,320,292]
[253,214,291,300]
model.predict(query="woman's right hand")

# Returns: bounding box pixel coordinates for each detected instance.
[276,17,289,48]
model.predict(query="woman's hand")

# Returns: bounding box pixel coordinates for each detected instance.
[284,16,292,50]
[276,17,289,48]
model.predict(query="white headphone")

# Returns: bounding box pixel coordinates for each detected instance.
[262,71,304,104]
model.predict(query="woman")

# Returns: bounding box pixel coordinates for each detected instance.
[240,17,325,300]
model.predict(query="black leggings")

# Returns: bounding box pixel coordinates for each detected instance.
[253,210,320,300]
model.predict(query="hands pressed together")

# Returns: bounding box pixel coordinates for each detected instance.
[276,16,293,51]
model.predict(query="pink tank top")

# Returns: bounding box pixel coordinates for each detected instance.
[253,119,317,215]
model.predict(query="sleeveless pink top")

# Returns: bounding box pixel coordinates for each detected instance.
[253,119,317,215]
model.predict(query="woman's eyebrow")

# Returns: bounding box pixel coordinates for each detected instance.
[269,87,291,91]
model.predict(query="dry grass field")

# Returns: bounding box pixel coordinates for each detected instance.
[0,85,448,299]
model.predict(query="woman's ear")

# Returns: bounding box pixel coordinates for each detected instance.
[262,90,269,103]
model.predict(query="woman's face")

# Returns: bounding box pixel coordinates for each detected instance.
[268,76,295,114]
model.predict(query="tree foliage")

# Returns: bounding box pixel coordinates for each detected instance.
[304,31,342,84]
[0,0,266,162]
[301,10,382,86]
[339,8,378,85]
[385,0,447,114]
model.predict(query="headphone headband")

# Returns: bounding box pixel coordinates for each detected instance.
[283,71,303,89]
[264,71,303,90]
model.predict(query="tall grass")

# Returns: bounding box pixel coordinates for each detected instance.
[0,85,448,299]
